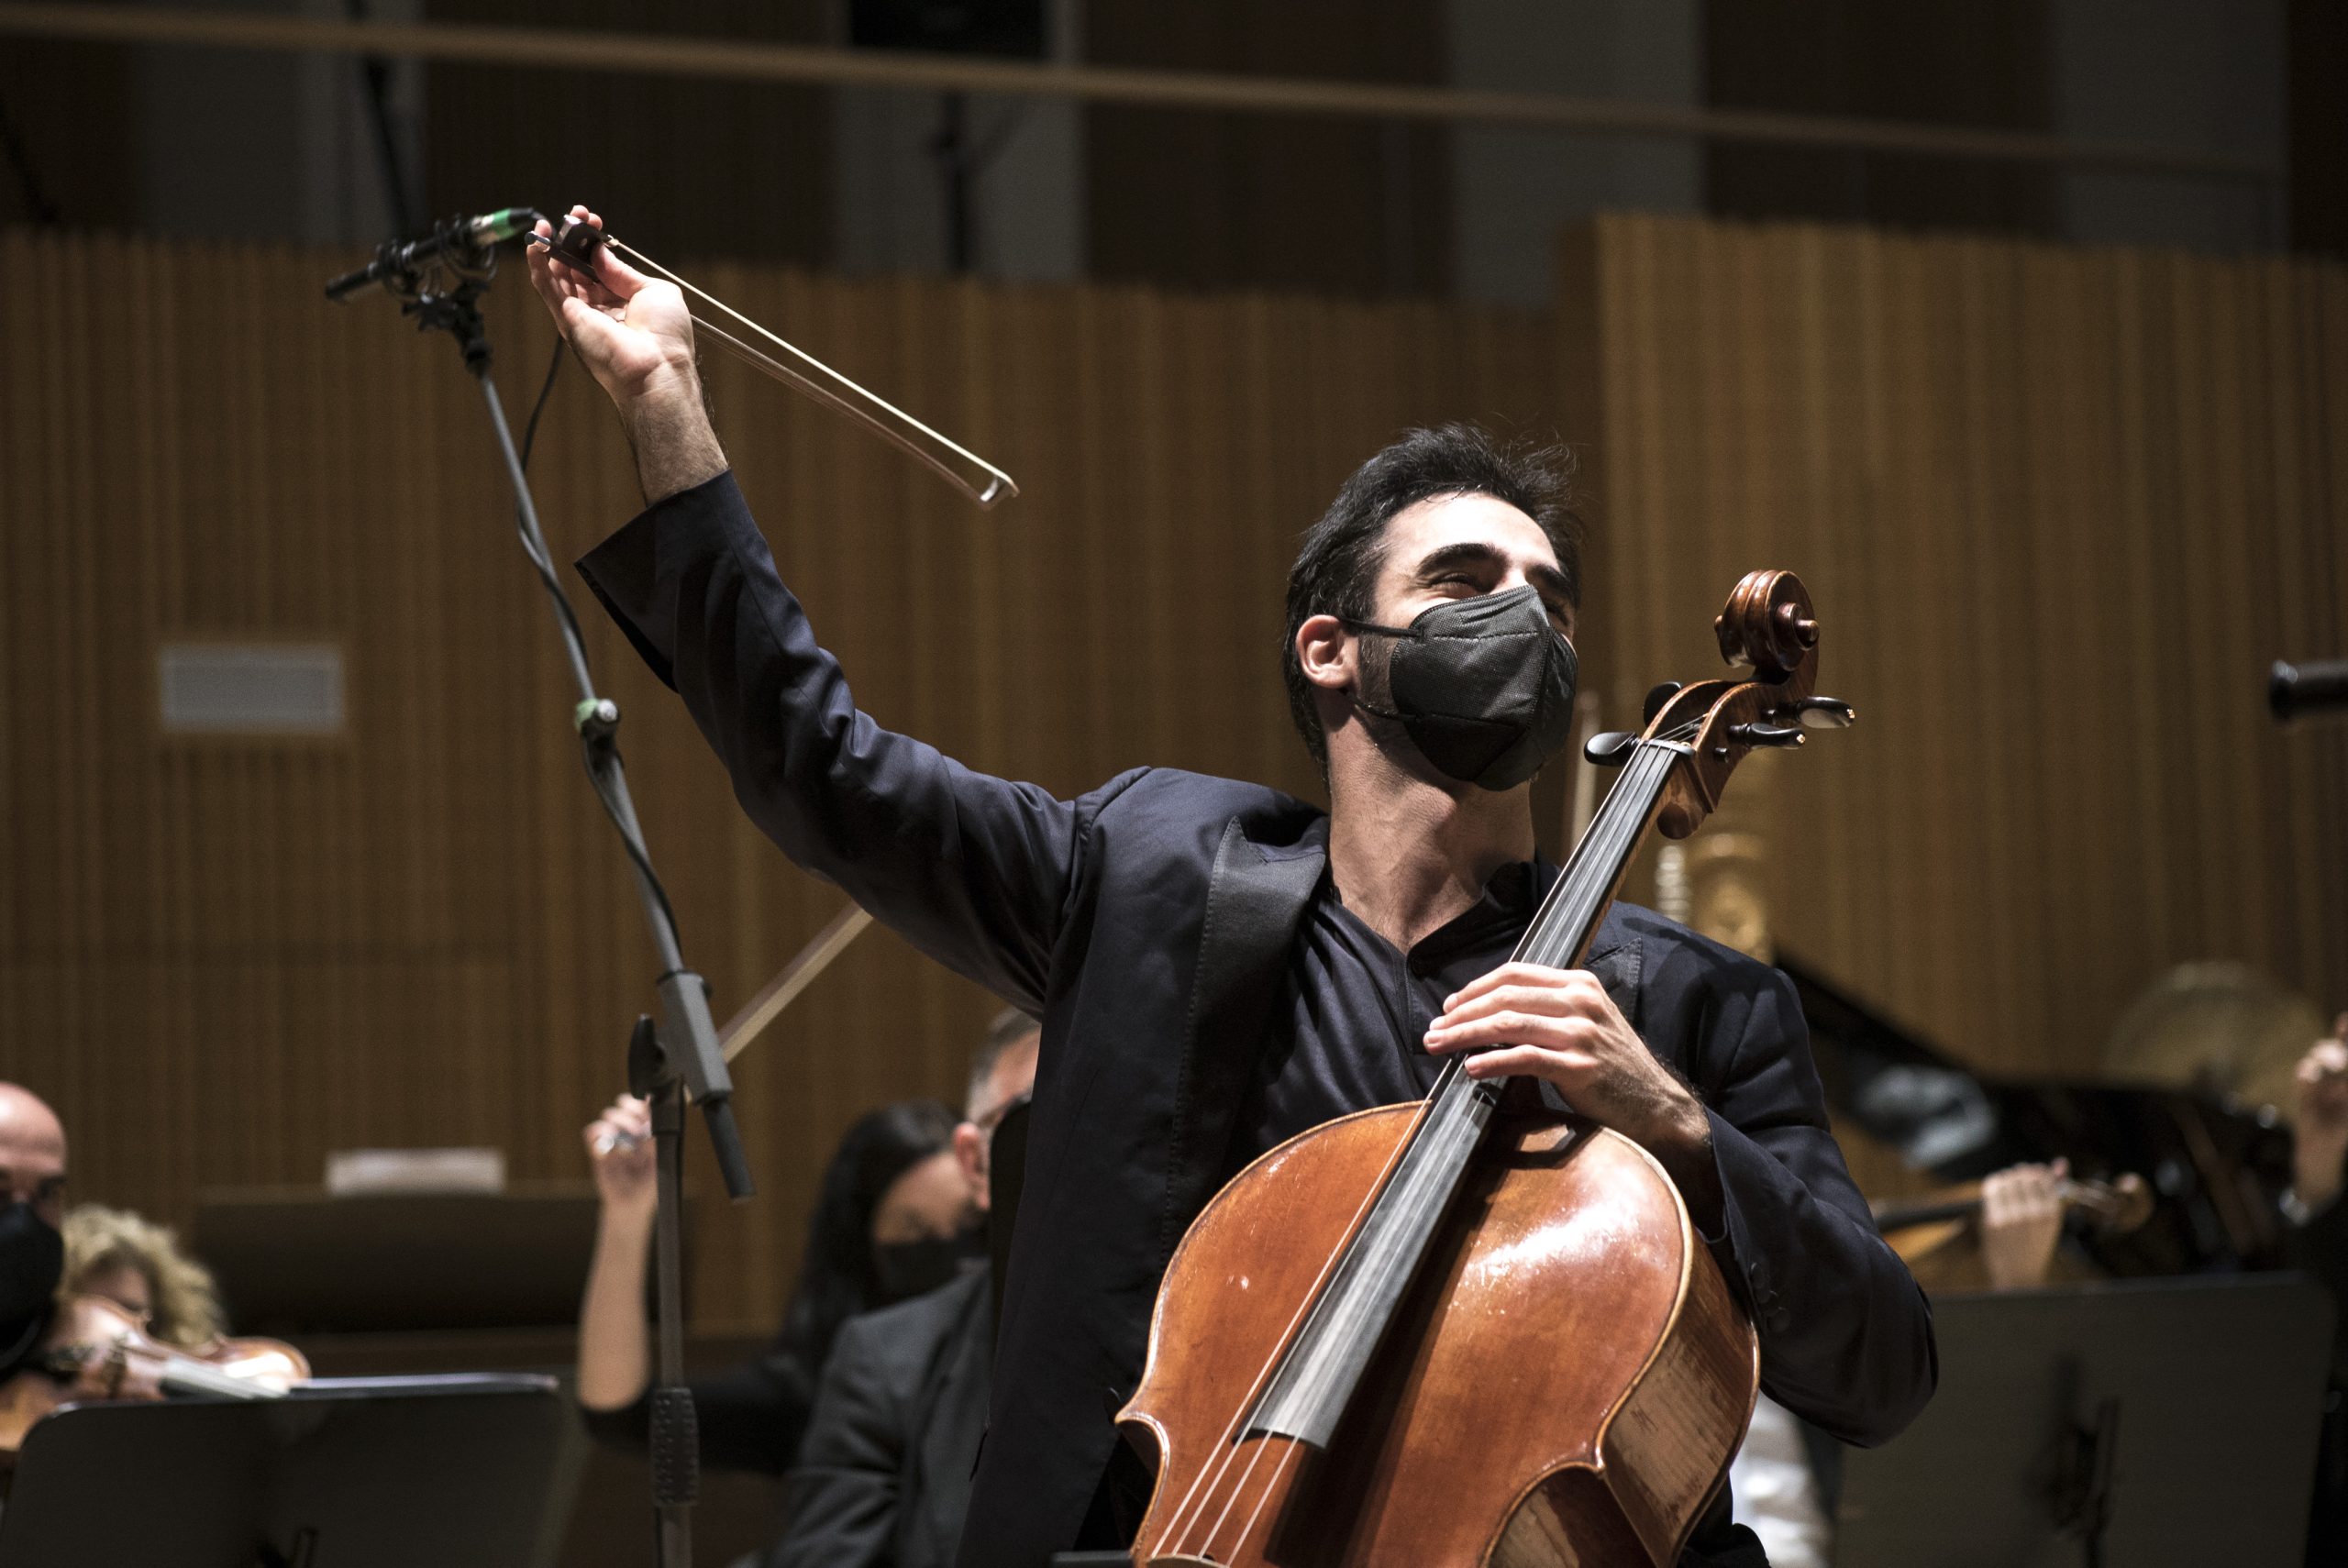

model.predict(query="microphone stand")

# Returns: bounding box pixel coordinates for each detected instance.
[329,231,752,1568]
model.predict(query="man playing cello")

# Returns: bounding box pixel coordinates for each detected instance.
[529,206,1934,1567]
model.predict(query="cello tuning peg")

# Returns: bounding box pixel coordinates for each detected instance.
[1643,681,1684,724]
[1789,697,1856,731]
[1727,723,1805,750]
[1583,731,1640,766]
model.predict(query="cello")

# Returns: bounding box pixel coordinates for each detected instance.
[1121,571,1852,1566]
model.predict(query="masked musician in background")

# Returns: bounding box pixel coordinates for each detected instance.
[0,1087,68,1389]
[530,207,1935,1568]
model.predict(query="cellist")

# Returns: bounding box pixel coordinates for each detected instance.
[529,205,1936,1567]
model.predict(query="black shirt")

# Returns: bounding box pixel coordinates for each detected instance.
[1235,858,1556,1165]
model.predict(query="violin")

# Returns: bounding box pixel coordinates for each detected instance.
[0,1293,310,1459]
[1122,571,1852,1566]
[1873,1171,2154,1268]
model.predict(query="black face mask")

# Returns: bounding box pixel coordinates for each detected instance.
[1346,583,1579,791]
[0,1199,62,1331]
[871,1216,984,1305]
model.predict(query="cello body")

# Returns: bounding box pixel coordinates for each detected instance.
[1120,1104,1757,1566]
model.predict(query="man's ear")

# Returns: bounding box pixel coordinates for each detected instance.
[1296,613,1354,691]
[953,1122,990,1212]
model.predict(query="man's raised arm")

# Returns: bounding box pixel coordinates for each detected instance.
[527,207,725,507]
[527,205,1109,1013]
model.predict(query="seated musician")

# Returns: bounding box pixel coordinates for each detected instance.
[530,208,1937,1566]
[60,1206,227,1352]
[0,1086,68,1385]
[1733,1158,2069,1568]
[770,1010,1039,1568]
[577,1095,980,1474]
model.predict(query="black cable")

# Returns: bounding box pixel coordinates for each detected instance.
[343,0,422,235]
[519,335,564,472]
[499,334,688,946]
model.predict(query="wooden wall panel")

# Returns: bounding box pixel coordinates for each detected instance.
[6,214,2339,1334]
[0,231,1552,1328]
[1568,215,2348,1088]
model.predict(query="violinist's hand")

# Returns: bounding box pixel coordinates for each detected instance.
[584,1094,657,1228]
[526,204,725,504]
[1423,963,1721,1229]
[64,1342,165,1404]
[2293,1015,2348,1214]
[1979,1158,2066,1291]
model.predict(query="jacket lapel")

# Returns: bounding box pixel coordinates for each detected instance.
[1157,816,1327,1264]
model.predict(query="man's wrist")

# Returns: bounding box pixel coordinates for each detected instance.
[1643,1097,1726,1236]
[619,369,728,506]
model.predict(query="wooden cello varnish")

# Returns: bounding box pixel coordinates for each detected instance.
[1127,1109,1755,1565]
[1122,572,1845,1566]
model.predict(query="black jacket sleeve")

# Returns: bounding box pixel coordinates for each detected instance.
[577,469,1134,1016]
[770,1314,907,1568]
[577,1344,813,1476]
[1695,966,1938,1447]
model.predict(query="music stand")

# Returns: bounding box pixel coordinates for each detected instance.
[1833,1275,2334,1568]
[0,1375,582,1568]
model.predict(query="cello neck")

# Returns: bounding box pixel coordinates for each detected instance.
[1507,738,1689,976]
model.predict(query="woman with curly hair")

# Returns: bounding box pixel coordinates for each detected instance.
[60,1205,227,1351]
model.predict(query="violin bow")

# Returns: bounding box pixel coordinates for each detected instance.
[535,215,1018,510]
[719,901,876,1066]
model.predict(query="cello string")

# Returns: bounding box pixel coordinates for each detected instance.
[1162,724,1706,1556]
[1164,1062,1500,1551]
[1154,1101,1439,1555]
[1227,1437,1308,1562]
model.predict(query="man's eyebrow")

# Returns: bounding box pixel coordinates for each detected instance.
[1409,541,1509,580]
[1411,542,1573,610]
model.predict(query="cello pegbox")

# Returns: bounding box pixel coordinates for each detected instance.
[1712,570,1820,685]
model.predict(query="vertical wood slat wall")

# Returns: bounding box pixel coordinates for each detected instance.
[1571,215,2348,1096]
[0,231,1554,1328]
[4,219,2342,1328]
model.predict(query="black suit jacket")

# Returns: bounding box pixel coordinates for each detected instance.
[771,1267,992,1568]
[579,471,1937,1568]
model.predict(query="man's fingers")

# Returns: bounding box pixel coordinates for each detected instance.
[1424,1010,1594,1054]
[1431,981,1591,1032]
[1441,963,1596,1012]
[1460,1043,1598,1081]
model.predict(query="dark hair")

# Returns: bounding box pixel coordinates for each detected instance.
[965,1007,1038,1120]
[769,1099,958,1423]
[1281,424,1581,770]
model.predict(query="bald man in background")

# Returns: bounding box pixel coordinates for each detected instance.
[0,1085,69,1380]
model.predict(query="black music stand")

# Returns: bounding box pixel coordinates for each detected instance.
[0,1375,581,1568]
[1833,1275,2334,1568]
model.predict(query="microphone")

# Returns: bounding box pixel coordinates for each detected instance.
[2271,658,2348,723]
[324,207,543,302]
